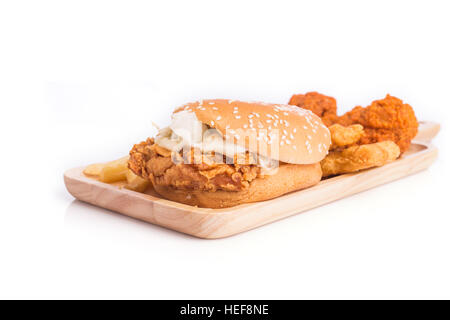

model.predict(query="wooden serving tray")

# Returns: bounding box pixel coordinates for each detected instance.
[64,121,439,239]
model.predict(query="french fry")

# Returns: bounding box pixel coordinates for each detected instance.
[125,169,150,192]
[98,156,129,183]
[83,163,104,176]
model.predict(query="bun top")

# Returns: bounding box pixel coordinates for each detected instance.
[173,99,331,164]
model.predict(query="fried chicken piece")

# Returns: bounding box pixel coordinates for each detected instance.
[335,95,418,153]
[289,92,338,126]
[321,141,400,177]
[328,124,364,150]
[290,93,419,153]
[128,138,261,192]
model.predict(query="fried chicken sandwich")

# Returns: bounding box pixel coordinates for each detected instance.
[128,100,331,208]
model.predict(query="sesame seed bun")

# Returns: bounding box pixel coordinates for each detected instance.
[152,162,322,208]
[174,99,331,164]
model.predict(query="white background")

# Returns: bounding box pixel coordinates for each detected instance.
[0,0,449,299]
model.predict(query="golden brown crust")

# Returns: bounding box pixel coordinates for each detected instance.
[128,138,155,179]
[129,139,261,193]
[321,141,400,177]
[336,95,418,153]
[328,124,364,150]
[129,138,323,208]
[152,163,322,208]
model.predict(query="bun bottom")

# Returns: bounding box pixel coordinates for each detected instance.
[153,163,322,208]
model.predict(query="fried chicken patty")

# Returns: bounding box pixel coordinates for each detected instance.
[128,138,262,192]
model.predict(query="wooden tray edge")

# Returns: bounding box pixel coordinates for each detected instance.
[64,141,438,239]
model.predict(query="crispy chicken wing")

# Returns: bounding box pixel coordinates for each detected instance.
[336,95,418,153]
[288,92,338,126]
[289,92,418,153]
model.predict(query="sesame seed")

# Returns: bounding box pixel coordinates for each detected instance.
[243,124,248,128]
[284,112,289,116]
[233,110,238,114]
[234,134,240,139]
[235,115,241,119]
[216,116,222,121]
[209,102,214,105]
[211,121,214,126]
[281,141,285,146]
[283,129,287,135]
[293,145,297,150]
[248,114,254,118]
[286,140,291,144]
[293,128,297,133]
[307,135,312,140]
[266,119,271,123]
[212,106,218,110]
[254,113,260,118]
[304,126,308,129]
[290,134,294,139]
